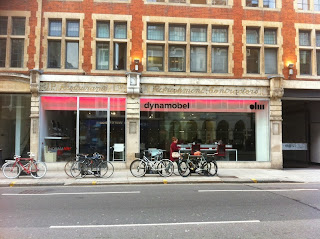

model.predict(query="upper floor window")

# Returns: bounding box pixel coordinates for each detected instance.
[246,0,276,8]
[297,0,320,11]
[213,0,227,5]
[0,16,26,68]
[245,26,279,75]
[146,0,232,6]
[93,17,130,71]
[146,20,232,74]
[47,19,80,69]
[298,29,320,76]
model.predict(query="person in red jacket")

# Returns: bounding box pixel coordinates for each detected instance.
[170,136,180,162]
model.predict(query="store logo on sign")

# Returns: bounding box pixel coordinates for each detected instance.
[144,102,190,110]
[250,102,265,110]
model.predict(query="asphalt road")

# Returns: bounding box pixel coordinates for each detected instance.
[0,183,320,239]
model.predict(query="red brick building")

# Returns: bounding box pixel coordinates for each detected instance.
[1,0,320,168]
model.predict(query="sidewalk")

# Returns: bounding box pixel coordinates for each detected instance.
[1,166,320,187]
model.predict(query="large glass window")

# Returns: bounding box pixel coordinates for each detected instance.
[11,39,24,68]
[48,41,61,68]
[190,25,207,42]
[65,41,79,69]
[0,94,31,160]
[247,48,260,74]
[300,50,311,75]
[140,98,269,162]
[265,48,277,74]
[212,27,228,43]
[41,97,126,162]
[49,20,62,37]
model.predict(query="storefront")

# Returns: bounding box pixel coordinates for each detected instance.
[140,98,270,162]
[0,94,31,161]
[39,96,126,162]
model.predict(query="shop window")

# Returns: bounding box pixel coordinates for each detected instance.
[169,24,186,41]
[147,44,164,71]
[169,45,186,72]
[140,98,269,162]
[0,94,31,160]
[190,46,207,72]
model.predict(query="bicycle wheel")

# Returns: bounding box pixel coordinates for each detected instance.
[97,161,108,177]
[198,162,210,176]
[70,161,84,178]
[30,162,47,179]
[64,160,75,178]
[130,159,146,177]
[157,160,173,177]
[208,161,218,176]
[178,160,190,177]
[172,160,180,176]
[104,161,114,178]
[2,162,21,179]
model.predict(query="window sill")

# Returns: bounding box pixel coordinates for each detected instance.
[243,7,280,12]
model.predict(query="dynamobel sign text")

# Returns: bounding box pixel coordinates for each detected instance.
[144,102,190,110]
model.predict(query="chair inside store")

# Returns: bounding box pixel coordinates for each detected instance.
[191,144,201,155]
[113,143,125,161]
[215,144,226,160]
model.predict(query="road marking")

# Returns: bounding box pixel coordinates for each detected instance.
[50,220,260,229]
[251,178,258,183]
[199,189,319,192]
[2,191,140,196]
[9,181,16,187]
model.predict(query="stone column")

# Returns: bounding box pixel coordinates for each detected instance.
[125,73,141,167]
[269,77,284,169]
[29,70,41,161]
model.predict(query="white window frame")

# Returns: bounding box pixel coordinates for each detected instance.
[242,0,282,10]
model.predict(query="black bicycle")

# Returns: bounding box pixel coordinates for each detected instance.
[178,153,217,177]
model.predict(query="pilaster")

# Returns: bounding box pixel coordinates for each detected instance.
[269,76,284,169]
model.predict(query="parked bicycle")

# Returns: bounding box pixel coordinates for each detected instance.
[70,152,114,178]
[178,152,217,177]
[2,152,47,179]
[130,151,173,177]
